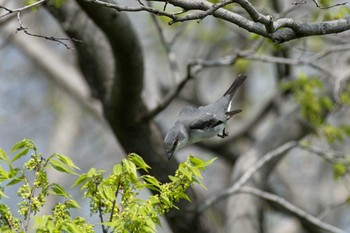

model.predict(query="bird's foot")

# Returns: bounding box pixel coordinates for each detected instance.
[217,128,229,138]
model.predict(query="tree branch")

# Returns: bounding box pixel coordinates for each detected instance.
[238,186,347,233]
[0,0,47,18]
[48,1,215,232]
[197,141,298,213]
[141,73,193,122]
[84,0,350,43]
[311,0,347,9]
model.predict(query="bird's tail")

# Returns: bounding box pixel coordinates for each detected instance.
[223,74,247,97]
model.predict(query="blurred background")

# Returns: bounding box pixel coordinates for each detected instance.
[1,0,350,232]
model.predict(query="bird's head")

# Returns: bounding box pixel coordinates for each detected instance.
[164,124,187,159]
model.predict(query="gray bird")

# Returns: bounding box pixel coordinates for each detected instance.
[164,74,247,159]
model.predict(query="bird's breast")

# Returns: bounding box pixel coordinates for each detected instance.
[187,122,226,144]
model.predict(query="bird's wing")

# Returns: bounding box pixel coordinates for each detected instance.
[189,112,224,131]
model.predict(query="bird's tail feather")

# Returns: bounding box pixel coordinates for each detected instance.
[223,74,247,97]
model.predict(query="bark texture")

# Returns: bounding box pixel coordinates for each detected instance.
[46,1,213,232]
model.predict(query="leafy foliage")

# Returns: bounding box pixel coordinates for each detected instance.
[0,139,215,233]
[282,74,350,143]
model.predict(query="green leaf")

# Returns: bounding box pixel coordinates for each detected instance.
[61,222,80,233]
[0,167,9,181]
[54,154,80,171]
[0,190,8,198]
[0,148,7,161]
[49,159,78,175]
[127,153,151,172]
[34,215,52,229]
[333,162,347,180]
[72,174,87,188]
[188,166,202,178]
[179,165,192,180]
[195,157,217,169]
[142,175,161,191]
[65,199,80,209]
[50,184,70,198]
[143,175,160,187]
[10,139,33,154]
[98,185,115,202]
[6,175,24,186]
[123,159,137,180]
[113,164,123,176]
[10,140,27,154]
[11,148,29,162]
[168,175,179,182]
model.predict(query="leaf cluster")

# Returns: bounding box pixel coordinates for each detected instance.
[0,139,215,233]
[282,74,350,143]
[0,139,92,233]
[74,154,216,233]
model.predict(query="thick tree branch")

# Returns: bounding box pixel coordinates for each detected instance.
[85,0,350,43]
[46,0,114,101]
[46,1,215,232]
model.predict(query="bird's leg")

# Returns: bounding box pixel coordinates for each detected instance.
[217,128,229,138]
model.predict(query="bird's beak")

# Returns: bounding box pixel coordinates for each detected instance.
[167,151,174,160]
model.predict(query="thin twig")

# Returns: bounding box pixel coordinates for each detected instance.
[141,73,193,121]
[312,0,347,9]
[0,0,47,18]
[238,186,346,233]
[109,176,121,222]
[197,141,298,213]
[318,199,349,220]
[147,1,181,83]
[106,176,121,232]
[16,12,82,49]
[88,0,178,20]
[299,143,348,164]
[98,201,107,233]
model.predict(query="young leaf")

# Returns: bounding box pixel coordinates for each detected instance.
[98,185,115,202]
[179,165,192,180]
[34,215,52,229]
[6,175,24,186]
[113,164,123,176]
[127,153,151,172]
[0,167,9,181]
[123,159,137,180]
[0,190,8,198]
[10,140,27,154]
[50,184,70,198]
[54,154,80,171]
[142,175,161,191]
[0,148,7,161]
[72,174,88,188]
[49,159,78,175]
[11,148,29,163]
[65,199,80,209]
[10,139,34,154]
[189,155,217,169]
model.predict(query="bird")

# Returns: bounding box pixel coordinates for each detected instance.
[164,74,247,159]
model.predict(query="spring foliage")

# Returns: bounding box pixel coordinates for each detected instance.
[0,139,215,233]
